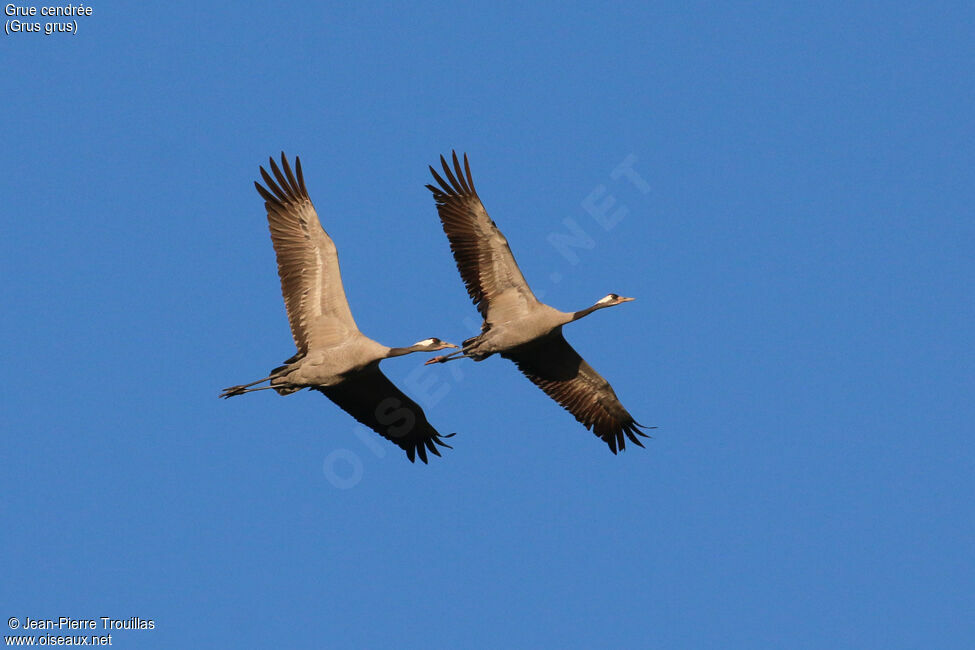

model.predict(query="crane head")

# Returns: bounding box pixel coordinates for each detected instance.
[597,293,635,307]
[415,338,460,351]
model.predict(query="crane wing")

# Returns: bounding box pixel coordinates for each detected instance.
[316,366,455,463]
[502,330,648,453]
[255,153,359,354]
[426,152,541,324]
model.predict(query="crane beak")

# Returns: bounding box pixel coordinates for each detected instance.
[442,343,460,349]
[619,296,635,303]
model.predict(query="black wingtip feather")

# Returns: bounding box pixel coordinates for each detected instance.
[259,165,287,202]
[295,156,307,195]
[599,419,652,453]
[269,157,292,200]
[434,432,456,449]
[427,153,478,204]
[429,166,451,195]
[254,180,276,203]
[280,152,300,196]
[463,153,476,193]
[451,151,471,193]
[440,154,462,191]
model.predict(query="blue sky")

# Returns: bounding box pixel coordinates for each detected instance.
[3,2,973,648]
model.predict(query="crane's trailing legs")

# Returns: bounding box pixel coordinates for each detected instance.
[424,349,467,365]
[220,385,281,398]
[220,369,289,398]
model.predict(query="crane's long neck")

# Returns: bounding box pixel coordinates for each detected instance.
[569,304,604,322]
[385,345,424,358]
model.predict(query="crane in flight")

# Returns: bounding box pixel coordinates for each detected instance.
[424,152,648,453]
[221,153,458,463]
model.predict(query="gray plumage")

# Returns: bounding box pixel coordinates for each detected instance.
[221,153,458,463]
[425,152,648,453]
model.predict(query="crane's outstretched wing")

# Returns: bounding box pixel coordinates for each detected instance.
[502,330,648,453]
[255,153,359,354]
[426,152,541,324]
[315,366,455,463]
